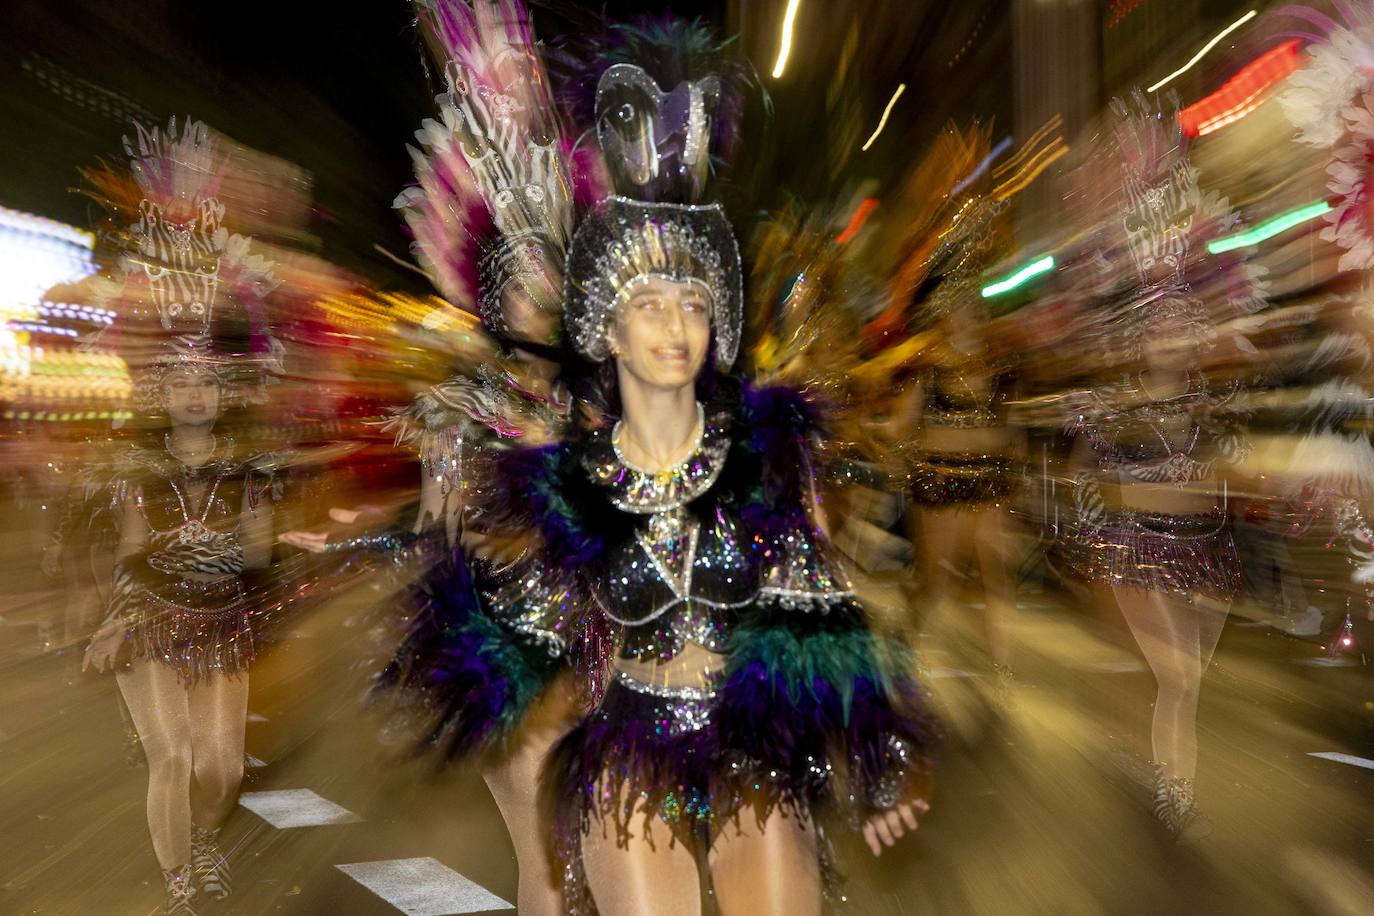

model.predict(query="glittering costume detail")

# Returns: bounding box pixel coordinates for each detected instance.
[564,196,744,368]
[396,0,585,342]
[923,363,1009,429]
[595,63,720,203]
[1063,375,1248,597]
[161,864,198,916]
[591,403,728,513]
[190,825,229,901]
[903,453,1019,507]
[1063,508,1240,598]
[1166,775,1210,841]
[104,444,271,684]
[99,118,282,411]
[375,549,573,761]
[1150,762,1176,834]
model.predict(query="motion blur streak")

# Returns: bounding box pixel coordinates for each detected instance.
[1,2,1371,915]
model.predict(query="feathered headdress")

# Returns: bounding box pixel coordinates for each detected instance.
[397,0,603,346]
[84,116,281,412]
[1277,4,1374,270]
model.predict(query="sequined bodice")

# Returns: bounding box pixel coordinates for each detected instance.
[1081,377,1240,488]
[583,411,759,663]
[926,364,1007,429]
[596,505,757,661]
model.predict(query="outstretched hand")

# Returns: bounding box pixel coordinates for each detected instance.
[82,622,125,673]
[862,799,929,856]
[278,530,331,553]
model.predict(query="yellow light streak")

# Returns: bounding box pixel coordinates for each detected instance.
[771,0,802,79]
[992,115,1062,179]
[861,83,907,152]
[1148,10,1257,93]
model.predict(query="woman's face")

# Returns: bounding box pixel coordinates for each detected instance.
[163,369,221,427]
[612,275,712,391]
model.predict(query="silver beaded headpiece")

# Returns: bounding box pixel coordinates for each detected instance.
[564,196,742,368]
[565,62,741,369]
[133,336,233,413]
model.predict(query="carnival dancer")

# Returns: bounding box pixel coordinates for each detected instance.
[373,7,934,916]
[1061,93,1253,840]
[354,4,598,911]
[1267,3,1374,655]
[376,5,938,913]
[889,196,1025,702]
[80,117,281,915]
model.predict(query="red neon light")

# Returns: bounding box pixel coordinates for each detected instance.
[835,198,879,245]
[1107,0,1146,29]
[1179,40,1302,138]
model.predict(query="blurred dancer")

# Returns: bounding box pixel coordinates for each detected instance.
[79,118,281,915]
[377,6,936,913]
[1269,10,1374,652]
[363,4,590,911]
[896,280,1023,699]
[83,344,277,915]
[1063,94,1251,840]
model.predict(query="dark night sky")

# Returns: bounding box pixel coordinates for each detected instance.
[0,1,1010,290]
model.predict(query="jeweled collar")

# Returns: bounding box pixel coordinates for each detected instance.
[584,407,731,514]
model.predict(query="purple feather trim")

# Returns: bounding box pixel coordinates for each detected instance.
[717,664,937,814]
[375,554,562,761]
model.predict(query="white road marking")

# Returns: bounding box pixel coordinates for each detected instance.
[1308,752,1374,771]
[239,789,362,828]
[337,857,513,914]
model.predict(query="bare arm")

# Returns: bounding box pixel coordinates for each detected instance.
[239,481,274,570]
[84,495,147,671]
[114,495,149,563]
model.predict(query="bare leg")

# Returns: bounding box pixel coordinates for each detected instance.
[580,780,701,916]
[478,673,583,916]
[918,506,976,616]
[186,671,249,829]
[1113,587,1228,780]
[709,806,821,916]
[972,506,1018,669]
[116,659,194,869]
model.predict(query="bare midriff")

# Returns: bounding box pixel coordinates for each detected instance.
[1107,478,1223,515]
[922,424,1015,454]
[614,641,727,692]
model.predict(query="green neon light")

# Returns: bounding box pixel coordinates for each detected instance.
[1207,200,1332,254]
[980,255,1055,298]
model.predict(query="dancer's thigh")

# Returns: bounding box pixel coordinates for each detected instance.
[581,778,701,916]
[709,805,820,916]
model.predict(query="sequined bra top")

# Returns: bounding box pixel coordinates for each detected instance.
[1078,377,1245,489]
[482,400,858,669]
[582,412,757,663]
[123,445,249,583]
[925,364,1007,429]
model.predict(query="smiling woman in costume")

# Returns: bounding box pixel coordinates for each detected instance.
[377,16,938,910]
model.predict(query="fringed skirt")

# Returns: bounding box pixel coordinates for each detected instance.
[128,578,255,684]
[544,672,817,914]
[544,646,936,914]
[1064,509,1241,598]
[545,672,764,845]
